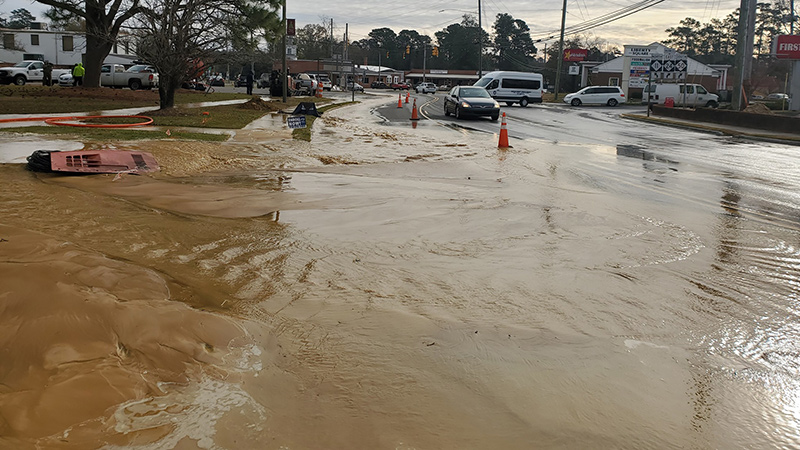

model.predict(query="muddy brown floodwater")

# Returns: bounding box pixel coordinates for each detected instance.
[1,96,800,449]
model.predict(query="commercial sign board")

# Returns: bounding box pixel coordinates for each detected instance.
[563,48,588,61]
[649,53,688,80]
[775,35,800,59]
[624,46,652,57]
[628,57,650,88]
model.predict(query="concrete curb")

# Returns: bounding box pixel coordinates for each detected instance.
[620,113,800,146]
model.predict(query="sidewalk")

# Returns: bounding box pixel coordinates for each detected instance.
[621,112,800,145]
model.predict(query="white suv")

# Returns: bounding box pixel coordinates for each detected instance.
[564,86,625,106]
[415,82,436,94]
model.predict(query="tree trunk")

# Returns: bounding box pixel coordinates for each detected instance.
[84,38,114,88]
[159,81,178,109]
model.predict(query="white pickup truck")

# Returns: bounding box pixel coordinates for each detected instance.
[100,63,159,90]
[0,60,70,85]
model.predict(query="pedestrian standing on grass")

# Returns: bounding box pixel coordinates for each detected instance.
[246,70,254,95]
[42,61,53,86]
[72,63,85,87]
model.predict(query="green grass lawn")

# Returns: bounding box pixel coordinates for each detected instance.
[0,85,254,115]
[0,89,337,141]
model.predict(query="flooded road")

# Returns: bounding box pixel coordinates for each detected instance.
[1,96,800,449]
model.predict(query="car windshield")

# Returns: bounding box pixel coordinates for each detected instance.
[460,87,491,98]
[474,77,493,88]
[127,65,155,73]
[14,62,30,67]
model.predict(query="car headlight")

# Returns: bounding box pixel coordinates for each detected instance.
[460,101,471,108]
[493,101,500,108]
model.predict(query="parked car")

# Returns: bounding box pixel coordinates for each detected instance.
[767,93,789,100]
[371,81,388,89]
[319,75,333,91]
[57,72,73,87]
[292,73,317,95]
[642,83,719,108]
[102,64,159,90]
[564,86,626,107]
[443,86,500,121]
[208,75,225,86]
[234,74,248,87]
[346,82,364,92]
[0,60,69,85]
[437,84,451,91]
[391,82,410,90]
[256,73,270,89]
[415,82,437,94]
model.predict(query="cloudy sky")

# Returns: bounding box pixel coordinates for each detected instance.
[1,0,743,48]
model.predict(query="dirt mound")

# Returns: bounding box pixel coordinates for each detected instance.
[744,102,774,115]
[239,97,283,111]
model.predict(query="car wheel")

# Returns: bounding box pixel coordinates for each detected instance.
[519,97,529,107]
[506,102,514,107]
[706,100,719,108]
[607,98,618,107]
[129,79,142,90]
[444,104,450,116]
[491,113,499,122]
[14,75,26,86]
[455,106,462,119]
[571,98,582,106]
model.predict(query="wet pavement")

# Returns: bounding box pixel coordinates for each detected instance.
[1,93,800,448]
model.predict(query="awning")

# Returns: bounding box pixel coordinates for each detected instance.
[405,74,479,80]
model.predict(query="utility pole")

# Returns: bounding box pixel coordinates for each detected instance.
[733,0,757,110]
[281,0,287,102]
[478,0,483,78]
[554,0,567,101]
[423,42,427,83]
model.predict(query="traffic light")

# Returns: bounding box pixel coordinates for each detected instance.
[406,45,410,54]
[432,46,439,57]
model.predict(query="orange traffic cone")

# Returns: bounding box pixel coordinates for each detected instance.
[405,91,410,104]
[316,84,323,98]
[397,93,403,108]
[498,112,511,148]
[410,98,419,121]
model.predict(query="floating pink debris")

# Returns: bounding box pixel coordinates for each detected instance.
[27,150,159,174]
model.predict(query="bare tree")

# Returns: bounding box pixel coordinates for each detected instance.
[34,0,144,87]
[132,0,279,109]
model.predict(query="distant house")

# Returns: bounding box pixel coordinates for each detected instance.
[354,65,405,86]
[0,25,138,67]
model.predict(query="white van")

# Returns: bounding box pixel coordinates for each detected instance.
[474,71,544,107]
[643,83,719,108]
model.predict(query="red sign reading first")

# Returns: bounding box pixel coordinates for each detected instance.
[775,35,800,59]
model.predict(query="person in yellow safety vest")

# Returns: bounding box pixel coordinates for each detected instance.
[72,63,85,87]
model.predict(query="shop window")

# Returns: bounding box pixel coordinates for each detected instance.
[609,77,619,86]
